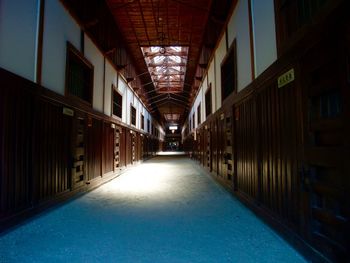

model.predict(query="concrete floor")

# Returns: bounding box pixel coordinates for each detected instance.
[0,155,307,263]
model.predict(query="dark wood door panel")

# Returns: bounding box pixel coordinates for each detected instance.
[301,33,350,260]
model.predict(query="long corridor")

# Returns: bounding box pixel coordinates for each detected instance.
[0,155,306,263]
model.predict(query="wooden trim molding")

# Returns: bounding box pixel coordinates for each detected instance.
[247,0,256,80]
[36,0,45,85]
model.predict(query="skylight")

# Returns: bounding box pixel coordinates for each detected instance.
[141,46,189,93]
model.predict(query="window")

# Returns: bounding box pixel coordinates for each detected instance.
[197,104,201,125]
[147,119,150,133]
[276,0,330,46]
[192,113,195,129]
[221,40,237,101]
[205,84,212,117]
[130,105,136,126]
[66,42,93,104]
[297,0,329,25]
[141,114,144,130]
[112,87,122,118]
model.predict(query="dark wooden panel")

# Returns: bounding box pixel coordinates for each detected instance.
[71,113,86,188]
[32,99,72,202]
[258,80,301,226]
[301,31,350,261]
[211,120,218,174]
[119,127,126,167]
[86,118,102,180]
[125,129,132,166]
[0,67,162,229]
[103,122,114,174]
[235,98,259,200]
[0,85,33,217]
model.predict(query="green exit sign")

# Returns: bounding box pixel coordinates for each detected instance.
[278,68,295,88]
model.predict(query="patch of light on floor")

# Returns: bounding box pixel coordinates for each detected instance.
[102,163,172,195]
[157,151,185,156]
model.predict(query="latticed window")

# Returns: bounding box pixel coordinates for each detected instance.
[112,88,122,118]
[131,105,136,126]
[66,43,93,103]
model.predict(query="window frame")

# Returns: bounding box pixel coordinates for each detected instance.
[130,104,136,126]
[112,85,123,119]
[140,114,145,130]
[197,103,201,125]
[221,39,237,102]
[192,112,195,129]
[65,42,94,105]
[205,84,212,117]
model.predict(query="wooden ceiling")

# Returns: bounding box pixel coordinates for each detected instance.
[62,0,233,127]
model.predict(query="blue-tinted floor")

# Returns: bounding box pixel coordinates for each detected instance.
[0,156,307,263]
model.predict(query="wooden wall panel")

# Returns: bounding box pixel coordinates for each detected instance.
[119,127,127,167]
[182,3,349,261]
[211,120,218,174]
[0,85,33,217]
[258,81,301,226]
[86,118,102,180]
[125,131,132,166]
[235,99,259,199]
[103,122,114,174]
[300,32,350,260]
[32,100,72,202]
[0,68,162,228]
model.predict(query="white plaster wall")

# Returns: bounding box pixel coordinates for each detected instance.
[252,0,277,76]
[227,0,252,92]
[42,0,81,95]
[84,35,104,113]
[104,60,118,116]
[0,0,38,81]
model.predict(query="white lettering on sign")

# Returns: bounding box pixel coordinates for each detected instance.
[62,107,74,116]
[278,68,295,88]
